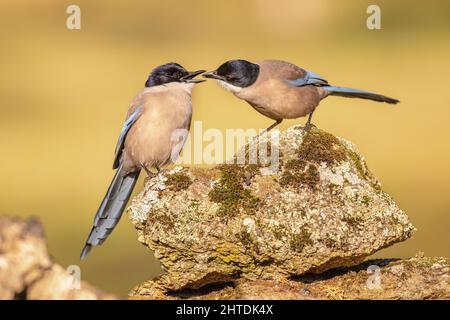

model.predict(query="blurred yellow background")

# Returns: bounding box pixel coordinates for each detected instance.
[1,0,449,297]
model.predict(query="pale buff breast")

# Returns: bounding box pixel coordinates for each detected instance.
[122,84,193,172]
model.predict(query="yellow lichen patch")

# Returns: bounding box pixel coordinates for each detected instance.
[323,285,346,300]
[213,242,253,269]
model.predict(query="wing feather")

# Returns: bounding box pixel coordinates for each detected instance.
[286,69,329,87]
[112,106,142,169]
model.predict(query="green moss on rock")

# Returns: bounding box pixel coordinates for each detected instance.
[280,162,320,189]
[237,230,253,247]
[271,225,286,240]
[343,215,364,228]
[279,129,351,190]
[362,195,371,207]
[347,149,382,191]
[323,237,338,249]
[298,129,347,165]
[290,228,312,252]
[209,165,260,217]
[347,150,368,179]
[166,172,192,192]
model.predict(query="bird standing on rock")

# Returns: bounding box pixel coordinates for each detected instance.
[203,59,399,132]
[80,63,205,259]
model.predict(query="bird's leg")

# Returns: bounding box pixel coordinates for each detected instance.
[141,164,154,178]
[266,119,283,133]
[239,120,283,165]
[256,119,283,139]
[304,112,314,133]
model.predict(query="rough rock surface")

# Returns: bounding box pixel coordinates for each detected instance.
[0,216,116,300]
[130,255,450,300]
[128,126,415,292]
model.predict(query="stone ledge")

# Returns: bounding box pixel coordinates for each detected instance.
[130,255,450,300]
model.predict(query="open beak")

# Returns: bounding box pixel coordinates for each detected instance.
[202,70,225,81]
[181,70,206,83]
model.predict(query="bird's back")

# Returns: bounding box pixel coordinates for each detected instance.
[237,60,321,120]
[256,60,306,81]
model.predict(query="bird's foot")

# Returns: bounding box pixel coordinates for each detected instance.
[302,123,316,134]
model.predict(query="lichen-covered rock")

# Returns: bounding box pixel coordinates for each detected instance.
[128,125,414,291]
[26,264,116,300]
[130,255,450,300]
[0,217,52,299]
[0,216,116,300]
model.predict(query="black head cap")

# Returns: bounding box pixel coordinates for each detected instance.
[205,60,260,88]
[145,63,188,87]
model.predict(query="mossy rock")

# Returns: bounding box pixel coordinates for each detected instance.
[128,125,414,292]
[130,255,450,300]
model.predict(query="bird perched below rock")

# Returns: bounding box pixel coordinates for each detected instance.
[80,63,205,259]
[203,59,399,132]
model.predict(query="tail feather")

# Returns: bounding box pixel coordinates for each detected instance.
[324,86,399,104]
[80,166,140,260]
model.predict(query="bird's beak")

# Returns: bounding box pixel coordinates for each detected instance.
[181,70,206,83]
[202,70,225,81]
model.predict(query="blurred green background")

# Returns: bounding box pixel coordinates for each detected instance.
[0,0,449,298]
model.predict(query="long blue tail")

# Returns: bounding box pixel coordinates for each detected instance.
[80,166,140,260]
[324,86,399,104]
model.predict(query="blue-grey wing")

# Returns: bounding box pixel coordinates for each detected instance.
[286,69,329,87]
[112,106,142,169]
